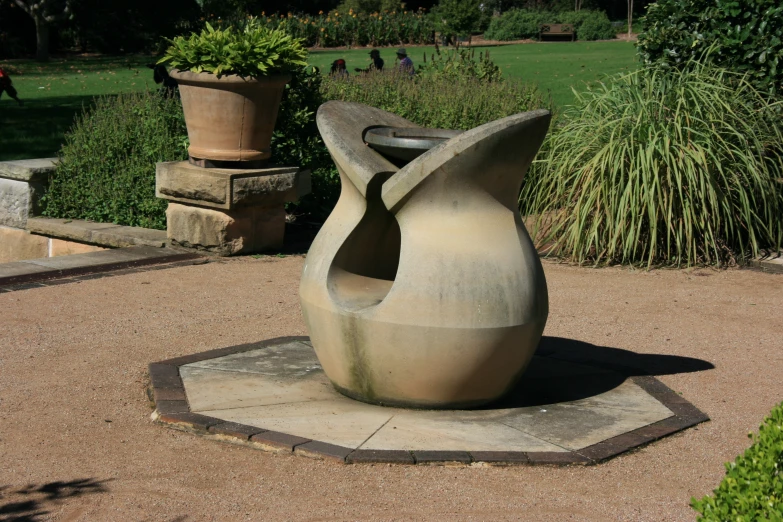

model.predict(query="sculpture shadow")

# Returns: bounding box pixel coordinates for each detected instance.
[487,336,715,409]
[0,478,111,522]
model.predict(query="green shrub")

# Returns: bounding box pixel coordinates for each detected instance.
[484,9,548,40]
[298,65,549,218]
[691,402,783,521]
[559,11,616,41]
[321,70,548,131]
[637,0,783,97]
[520,61,783,267]
[484,9,614,41]
[159,21,308,77]
[41,91,188,230]
[417,47,502,83]
[273,67,338,220]
[431,0,483,39]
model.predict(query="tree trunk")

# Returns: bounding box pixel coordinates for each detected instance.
[35,17,50,62]
[627,0,633,37]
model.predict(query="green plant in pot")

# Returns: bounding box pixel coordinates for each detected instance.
[159,21,308,163]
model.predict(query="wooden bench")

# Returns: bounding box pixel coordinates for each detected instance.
[539,23,575,41]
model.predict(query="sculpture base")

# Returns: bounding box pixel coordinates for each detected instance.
[149,336,709,465]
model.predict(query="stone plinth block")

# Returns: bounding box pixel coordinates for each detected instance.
[0,158,57,182]
[156,161,310,210]
[0,178,43,228]
[166,203,285,256]
[300,102,551,409]
[157,161,310,256]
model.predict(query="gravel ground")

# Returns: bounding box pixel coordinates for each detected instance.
[1,256,781,521]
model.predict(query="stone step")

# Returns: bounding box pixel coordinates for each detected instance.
[0,246,201,287]
[26,217,167,248]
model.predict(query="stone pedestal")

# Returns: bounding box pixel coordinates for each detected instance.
[0,158,56,228]
[156,161,310,255]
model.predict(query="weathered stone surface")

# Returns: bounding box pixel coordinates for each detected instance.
[0,178,41,228]
[26,217,165,248]
[0,260,50,280]
[0,158,57,182]
[156,161,309,210]
[23,245,182,270]
[166,202,285,255]
[231,168,303,207]
[0,227,48,263]
[50,239,105,257]
[156,162,231,206]
[750,249,783,274]
[26,218,118,243]
[89,226,166,248]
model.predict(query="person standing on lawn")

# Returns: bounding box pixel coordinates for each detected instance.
[0,67,23,106]
[396,48,414,75]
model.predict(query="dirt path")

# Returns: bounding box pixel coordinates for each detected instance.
[1,256,780,521]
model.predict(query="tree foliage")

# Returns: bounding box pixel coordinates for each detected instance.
[12,0,71,60]
[431,0,482,38]
[637,0,783,97]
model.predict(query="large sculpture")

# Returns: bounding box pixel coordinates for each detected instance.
[299,101,551,409]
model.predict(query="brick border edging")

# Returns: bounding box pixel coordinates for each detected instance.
[149,336,709,466]
[0,252,205,291]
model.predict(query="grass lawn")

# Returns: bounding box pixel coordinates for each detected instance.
[309,41,637,107]
[0,41,636,161]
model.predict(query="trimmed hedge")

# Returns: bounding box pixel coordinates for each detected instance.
[692,402,783,521]
[637,0,783,97]
[484,9,616,42]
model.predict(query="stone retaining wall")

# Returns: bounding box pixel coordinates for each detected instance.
[0,159,167,263]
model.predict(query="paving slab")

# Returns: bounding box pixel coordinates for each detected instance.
[153,337,707,465]
[199,399,395,449]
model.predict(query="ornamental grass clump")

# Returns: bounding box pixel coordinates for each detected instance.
[158,20,307,77]
[520,61,783,267]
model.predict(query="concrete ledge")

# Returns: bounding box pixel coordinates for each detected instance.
[0,246,202,287]
[0,158,57,182]
[27,217,167,248]
[750,250,783,274]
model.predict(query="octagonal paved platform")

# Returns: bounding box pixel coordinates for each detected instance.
[149,337,708,465]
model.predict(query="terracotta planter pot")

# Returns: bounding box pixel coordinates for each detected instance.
[169,69,291,162]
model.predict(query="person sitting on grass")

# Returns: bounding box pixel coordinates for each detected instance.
[0,67,23,106]
[396,48,414,76]
[329,59,349,78]
[355,49,384,73]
